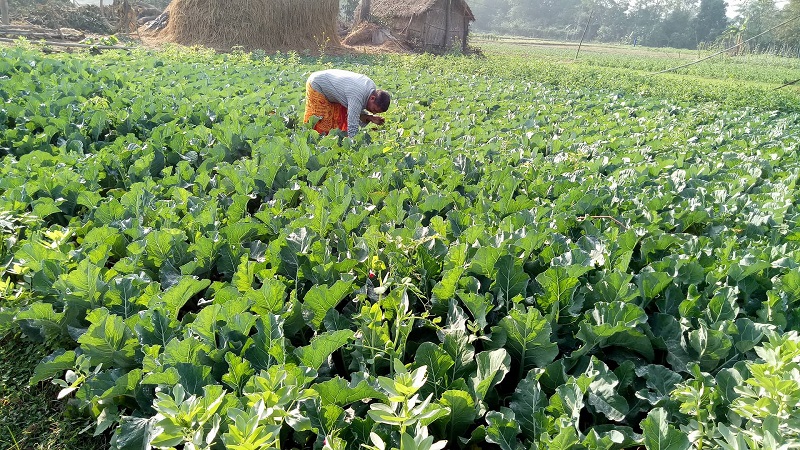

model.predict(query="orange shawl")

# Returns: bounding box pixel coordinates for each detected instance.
[303,82,348,134]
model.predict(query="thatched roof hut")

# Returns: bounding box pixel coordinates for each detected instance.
[152,0,340,52]
[356,0,474,53]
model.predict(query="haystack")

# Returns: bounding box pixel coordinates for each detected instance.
[342,22,380,46]
[151,0,340,52]
[342,22,410,53]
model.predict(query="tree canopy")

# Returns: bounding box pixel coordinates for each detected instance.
[468,0,798,51]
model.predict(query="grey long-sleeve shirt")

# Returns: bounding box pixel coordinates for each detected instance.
[308,69,376,137]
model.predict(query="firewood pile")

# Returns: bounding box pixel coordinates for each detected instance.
[4,0,164,39]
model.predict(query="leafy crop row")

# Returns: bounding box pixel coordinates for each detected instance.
[1,43,800,449]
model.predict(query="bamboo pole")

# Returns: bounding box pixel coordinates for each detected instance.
[575,9,593,60]
[443,0,451,48]
[1,0,9,26]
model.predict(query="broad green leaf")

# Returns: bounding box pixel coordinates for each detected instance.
[301,279,354,331]
[716,367,745,405]
[412,342,455,398]
[552,248,595,278]
[535,266,579,312]
[586,357,629,422]
[294,329,354,371]
[583,426,641,449]
[542,426,581,450]
[550,382,584,426]
[82,225,127,258]
[636,270,672,306]
[470,349,510,403]
[30,349,76,384]
[434,389,477,444]
[509,371,547,441]
[188,297,251,348]
[688,321,732,371]
[313,377,385,406]
[592,271,639,304]
[492,255,530,303]
[303,400,345,443]
[160,336,211,366]
[106,275,153,319]
[174,362,214,396]
[277,228,314,279]
[78,308,137,369]
[242,315,286,370]
[491,306,558,374]
[457,291,493,331]
[95,369,144,403]
[706,286,739,324]
[247,278,288,316]
[777,269,800,299]
[469,246,501,278]
[54,258,106,307]
[432,267,465,305]
[154,276,211,319]
[576,301,654,360]
[31,197,63,218]
[135,308,181,347]
[443,332,476,380]
[16,302,66,342]
[634,364,683,406]
[641,408,690,450]
[222,352,254,396]
[727,254,771,282]
[144,228,189,270]
[484,409,521,450]
[110,416,153,450]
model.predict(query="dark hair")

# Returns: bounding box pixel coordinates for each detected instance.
[374,90,391,112]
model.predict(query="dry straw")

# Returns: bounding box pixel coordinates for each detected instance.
[158,0,340,52]
[362,0,474,20]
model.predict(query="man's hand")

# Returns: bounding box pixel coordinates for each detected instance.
[361,113,385,126]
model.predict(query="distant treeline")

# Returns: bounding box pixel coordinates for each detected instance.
[467,0,800,52]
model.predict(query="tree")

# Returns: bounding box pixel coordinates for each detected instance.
[660,7,696,47]
[340,0,359,22]
[586,0,630,42]
[696,0,729,43]
[1,0,8,25]
[359,0,370,22]
[735,0,780,48]
[776,0,800,46]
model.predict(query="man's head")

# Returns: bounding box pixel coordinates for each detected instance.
[367,90,391,114]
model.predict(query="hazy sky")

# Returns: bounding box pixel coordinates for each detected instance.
[726,0,790,16]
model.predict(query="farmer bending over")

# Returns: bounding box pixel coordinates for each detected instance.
[303,69,391,137]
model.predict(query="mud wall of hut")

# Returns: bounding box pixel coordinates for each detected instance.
[404,0,468,53]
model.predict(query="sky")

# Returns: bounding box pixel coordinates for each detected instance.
[726,0,790,17]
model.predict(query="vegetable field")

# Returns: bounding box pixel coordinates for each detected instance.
[1,41,800,450]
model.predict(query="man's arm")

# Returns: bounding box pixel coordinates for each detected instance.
[346,101,363,138]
